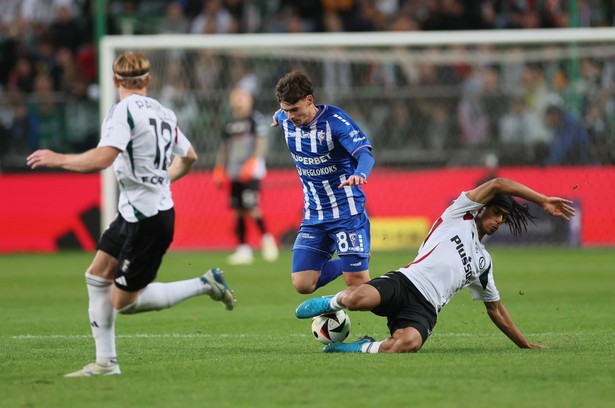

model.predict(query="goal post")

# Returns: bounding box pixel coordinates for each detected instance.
[99,28,615,243]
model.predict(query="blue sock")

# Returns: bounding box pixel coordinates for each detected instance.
[315,259,344,290]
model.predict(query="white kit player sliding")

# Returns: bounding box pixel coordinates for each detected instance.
[295,177,575,353]
[27,52,236,377]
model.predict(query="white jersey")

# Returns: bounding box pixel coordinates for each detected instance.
[98,94,192,222]
[399,192,500,314]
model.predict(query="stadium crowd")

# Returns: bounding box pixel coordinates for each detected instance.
[1,0,615,171]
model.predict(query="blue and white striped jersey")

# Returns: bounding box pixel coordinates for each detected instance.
[274,104,372,228]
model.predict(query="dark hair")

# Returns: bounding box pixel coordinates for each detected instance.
[487,193,536,237]
[275,71,314,104]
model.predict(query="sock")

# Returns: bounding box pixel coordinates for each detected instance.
[361,341,382,354]
[255,216,266,234]
[236,215,246,243]
[315,259,344,290]
[329,291,345,311]
[119,278,208,314]
[85,272,117,365]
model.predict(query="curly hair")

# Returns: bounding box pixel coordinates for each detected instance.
[487,193,537,237]
[275,71,314,104]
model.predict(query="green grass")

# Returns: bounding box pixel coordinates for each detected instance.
[1,248,614,408]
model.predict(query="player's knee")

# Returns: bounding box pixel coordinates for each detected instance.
[397,338,422,353]
[389,328,423,353]
[293,281,316,294]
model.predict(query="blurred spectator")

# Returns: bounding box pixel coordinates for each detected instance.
[544,94,592,165]
[48,3,82,52]
[384,102,415,148]
[21,0,77,27]
[54,47,84,94]
[457,71,490,147]
[280,0,324,32]
[498,96,550,165]
[584,100,614,165]
[190,0,237,34]
[0,90,36,169]
[64,75,98,152]
[539,0,568,28]
[160,58,200,136]
[224,0,262,33]
[28,72,64,150]
[157,1,191,34]
[7,56,36,93]
[521,63,550,127]
[31,38,62,89]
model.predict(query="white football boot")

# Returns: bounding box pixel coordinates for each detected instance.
[64,361,121,377]
[227,244,253,265]
[261,233,279,262]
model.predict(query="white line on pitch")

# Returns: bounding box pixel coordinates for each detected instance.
[11,332,576,340]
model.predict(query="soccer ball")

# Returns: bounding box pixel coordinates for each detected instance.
[311,310,351,344]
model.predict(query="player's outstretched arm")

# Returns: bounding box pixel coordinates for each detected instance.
[484,301,546,349]
[467,178,575,220]
[27,147,119,173]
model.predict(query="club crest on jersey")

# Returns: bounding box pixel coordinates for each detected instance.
[317,130,326,143]
[479,257,486,269]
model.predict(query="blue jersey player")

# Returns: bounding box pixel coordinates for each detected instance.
[272,71,375,294]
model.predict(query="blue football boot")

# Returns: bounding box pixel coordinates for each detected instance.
[323,336,376,353]
[295,295,335,319]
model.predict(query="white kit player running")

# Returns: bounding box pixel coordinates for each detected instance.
[295,177,575,353]
[27,52,236,377]
[272,71,375,295]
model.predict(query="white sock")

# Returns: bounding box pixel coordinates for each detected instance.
[361,341,382,354]
[85,273,117,365]
[329,291,345,311]
[120,278,208,314]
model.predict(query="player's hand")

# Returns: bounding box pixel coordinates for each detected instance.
[338,175,367,188]
[212,165,226,189]
[271,110,280,127]
[542,197,575,220]
[522,343,548,349]
[26,149,63,169]
[239,157,258,183]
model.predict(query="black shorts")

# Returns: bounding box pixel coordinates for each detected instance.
[367,271,438,344]
[230,180,261,210]
[97,209,175,292]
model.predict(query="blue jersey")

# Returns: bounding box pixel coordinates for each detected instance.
[274,104,372,228]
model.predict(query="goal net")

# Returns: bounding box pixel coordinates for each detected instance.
[100,29,615,248]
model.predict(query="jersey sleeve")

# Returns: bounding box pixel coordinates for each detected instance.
[98,102,131,151]
[466,268,500,302]
[172,127,192,158]
[333,110,372,156]
[442,192,485,220]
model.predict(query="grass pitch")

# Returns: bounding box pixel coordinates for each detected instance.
[1,248,614,408]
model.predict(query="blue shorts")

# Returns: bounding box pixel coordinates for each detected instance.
[292,216,370,272]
